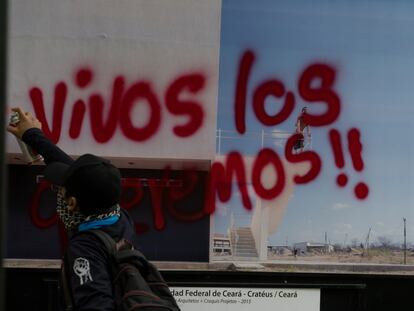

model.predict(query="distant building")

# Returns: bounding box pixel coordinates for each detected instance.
[268,245,292,255]
[293,242,334,255]
[213,234,232,256]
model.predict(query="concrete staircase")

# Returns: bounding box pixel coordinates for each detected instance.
[230,227,258,260]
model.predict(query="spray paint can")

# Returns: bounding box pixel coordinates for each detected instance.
[9,111,43,164]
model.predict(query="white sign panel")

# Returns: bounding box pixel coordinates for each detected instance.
[7,0,221,164]
[171,287,320,311]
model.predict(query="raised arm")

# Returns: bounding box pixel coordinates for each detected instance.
[7,107,73,165]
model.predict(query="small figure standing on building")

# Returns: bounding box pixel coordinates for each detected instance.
[293,107,311,153]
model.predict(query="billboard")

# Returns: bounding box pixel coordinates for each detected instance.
[5,0,414,274]
[6,0,221,163]
[5,0,220,261]
[211,0,414,270]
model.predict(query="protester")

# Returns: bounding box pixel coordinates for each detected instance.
[7,107,140,310]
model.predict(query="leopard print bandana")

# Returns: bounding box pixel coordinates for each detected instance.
[56,187,120,230]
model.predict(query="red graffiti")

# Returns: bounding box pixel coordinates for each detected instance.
[30,82,67,144]
[120,178,148,233]
[76,68,93,88]
[205,136,323,214]
[329,128,369,199]
[232,50,367,200]
[234,50,255,134]
[29,69,207,144]
[69,99,86,139]
[285,134,321,184]
[88,76,124,143]
[347,128,364,172]
[120,81,162,142]
[29,180,59,228]
[30,175,209,238]
[205,152,252,214]
[26,50,368,244]
[165,74,206,137]
[298,64,341,127]
[253,81,295,127]
[252,148,285,200]
[329,128,348,187]
[166,169,206,222]
[235,50,340,134]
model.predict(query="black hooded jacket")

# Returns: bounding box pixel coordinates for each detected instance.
[23,128,137,311]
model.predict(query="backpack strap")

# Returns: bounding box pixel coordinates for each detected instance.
[80,230,180,310]
[85,230,145,267]
[86,229,118,256]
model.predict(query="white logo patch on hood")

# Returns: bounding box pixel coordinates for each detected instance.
[73,257,93,285]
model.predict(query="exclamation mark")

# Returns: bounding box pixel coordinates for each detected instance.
[347,128,369,200]
[329,128,369,200]
[329,129,348,187]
